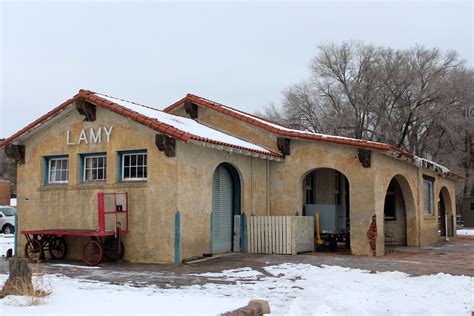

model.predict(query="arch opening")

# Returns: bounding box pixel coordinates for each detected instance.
[383,175,417,249]
[302,168,350,252]
[211,163,241,254]
[438,186,453,238]
[384,178,407,246]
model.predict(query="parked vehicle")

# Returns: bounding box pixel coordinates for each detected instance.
[0,206,16,234]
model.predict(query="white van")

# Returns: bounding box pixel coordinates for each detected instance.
[0,206,16,234]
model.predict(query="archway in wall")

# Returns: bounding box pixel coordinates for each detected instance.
[439,187,453,237]
[302,168,350,252]
[211,163,241,254]
[383,175,417,248]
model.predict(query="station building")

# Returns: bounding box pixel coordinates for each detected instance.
[0,89,462,263]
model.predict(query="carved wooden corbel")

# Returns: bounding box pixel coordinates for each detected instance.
[5,144,25,164]
[155,134,176,157]
[358,149,371,168]
[76,99,96,122]
[277,137,291,156]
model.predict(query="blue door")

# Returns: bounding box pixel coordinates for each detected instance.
[211,165,233,253]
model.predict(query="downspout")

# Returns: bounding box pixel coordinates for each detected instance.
[266,159,270,216]
[416,165,422,246]
[250,157,253,215]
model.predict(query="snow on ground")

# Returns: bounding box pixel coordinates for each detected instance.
[457,229,474,236]
[0,263,472,316]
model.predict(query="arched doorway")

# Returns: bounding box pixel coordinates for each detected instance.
[383,175,417,248]
[211,163,241,254]
[383,178,407,246]
[302,168,350,251]
[438,187,453,237]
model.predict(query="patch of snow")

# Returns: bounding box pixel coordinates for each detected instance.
[457,229,474,236]
[413,156,450,175]
[95,94,273,155]
[49,264,101,270]
[193,267,263,280]
[1,263,472,315]
[220,105,384,145]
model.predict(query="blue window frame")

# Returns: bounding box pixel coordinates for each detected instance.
[44,155,69,185]
[423,177,434,215]
[80,153,107,183]
[117,150,147,182]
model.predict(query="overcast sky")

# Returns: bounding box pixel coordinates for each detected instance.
[1,1,472,138]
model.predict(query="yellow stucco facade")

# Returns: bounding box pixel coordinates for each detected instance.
[9,95,458,263]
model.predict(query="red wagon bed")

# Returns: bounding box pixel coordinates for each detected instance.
[21,192,129,265]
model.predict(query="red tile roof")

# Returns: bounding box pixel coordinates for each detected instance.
[0,90,282,159]
[164,93,465,182]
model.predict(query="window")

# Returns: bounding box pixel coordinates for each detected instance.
[304,173,314,204]
[120,151,147,181]
[82,154,107,182]
[384,181,396,220]
[45,156,69,184]
[423,177,434,215]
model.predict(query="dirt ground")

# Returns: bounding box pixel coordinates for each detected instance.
[1,236,473,288]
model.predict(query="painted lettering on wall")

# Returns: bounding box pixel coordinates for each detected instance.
[66,126,113,145]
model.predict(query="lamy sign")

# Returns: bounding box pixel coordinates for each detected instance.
[66,126,113,145]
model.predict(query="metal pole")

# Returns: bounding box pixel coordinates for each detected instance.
[444,214,449,241]
[14,212,18,256]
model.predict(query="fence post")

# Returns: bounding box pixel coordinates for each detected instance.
[175,210,181,265]
[241,212,247,253]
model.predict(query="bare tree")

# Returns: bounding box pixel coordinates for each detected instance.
[258,42,473,197]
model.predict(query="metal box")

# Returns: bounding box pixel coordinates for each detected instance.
[304,204,346,233]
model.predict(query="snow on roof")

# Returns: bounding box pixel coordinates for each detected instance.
[94,94,278,157]
[219,104,385,145]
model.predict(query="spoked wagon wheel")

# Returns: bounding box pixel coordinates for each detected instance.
[82,240,103,266]
[25,239,43,263]
[49,237,67,260]
[104,236,125,262]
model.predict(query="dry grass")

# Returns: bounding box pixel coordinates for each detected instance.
[6,262,52,306]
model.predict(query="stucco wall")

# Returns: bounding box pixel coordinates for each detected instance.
[16,106,179,263]
[176,142,270,260]
[269,138,457,256]
[16,105,274,263]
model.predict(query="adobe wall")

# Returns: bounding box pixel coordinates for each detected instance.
[16,106,179,263]
[176,141,269,260]
[15,105,273,264]
[269,139,457,256]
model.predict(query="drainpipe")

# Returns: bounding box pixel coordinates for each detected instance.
[266,159,270,216]
[416,165,421,245]
[250,157,253,215]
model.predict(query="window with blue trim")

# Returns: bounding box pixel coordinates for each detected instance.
[44,155,69,185]
[423,176,434,215]
[81,153,107,182]
[119,150,147,181]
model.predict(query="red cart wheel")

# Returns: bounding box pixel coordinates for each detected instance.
[49,237,67,260]
[25,239,43,263]
[82,240,103,266]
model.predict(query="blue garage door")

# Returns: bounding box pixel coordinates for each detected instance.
[211,165,233,254]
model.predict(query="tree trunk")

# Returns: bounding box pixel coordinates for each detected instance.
[0,257,33,298]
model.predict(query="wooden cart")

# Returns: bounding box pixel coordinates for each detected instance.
[21,192,129,266]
